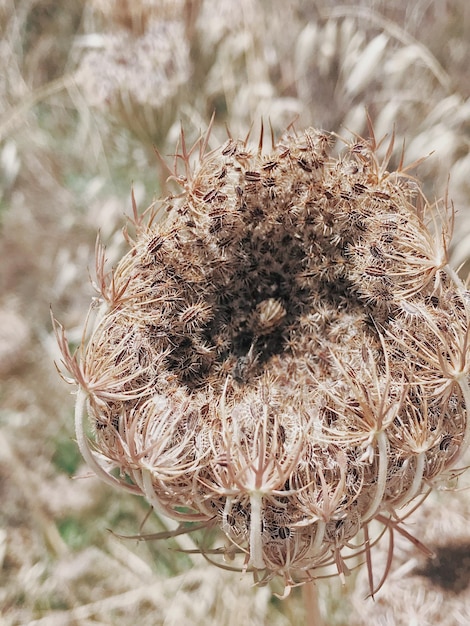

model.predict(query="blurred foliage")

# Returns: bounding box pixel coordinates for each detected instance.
[52,433,82,476]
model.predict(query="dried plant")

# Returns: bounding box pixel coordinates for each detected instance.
[4,1,470,623]
[55,122,470,596]
[75,0,193,145]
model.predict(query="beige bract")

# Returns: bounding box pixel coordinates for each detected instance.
[57,126,470,591]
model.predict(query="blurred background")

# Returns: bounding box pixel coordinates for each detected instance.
[2,1,470,624]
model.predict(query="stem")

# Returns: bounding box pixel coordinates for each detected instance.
[444,264,466,295]
[362,430,389,522]
[455,376,470,464]
[311,520,326,556]
[303,581,323,626]
[249,491,266,569]
[75,387,139,494]
[392,451,425,509]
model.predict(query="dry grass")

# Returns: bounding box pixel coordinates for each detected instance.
[1,1,470,624]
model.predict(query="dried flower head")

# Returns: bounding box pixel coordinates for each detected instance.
[77,14,190,143]
[56,123,470,593]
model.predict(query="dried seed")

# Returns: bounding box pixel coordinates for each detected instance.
[147,235,165,255]
[262,160,278,171]
[365,266,386,277]
[297,158,312,172]
[245,171,261,182]
[203,188,218,203]
[254,298,286,332]
[222,140,238,156]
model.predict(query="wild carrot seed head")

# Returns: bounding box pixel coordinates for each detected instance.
[57,125,470,592]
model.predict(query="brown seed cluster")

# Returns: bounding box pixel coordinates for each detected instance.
[57,126,470,591]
